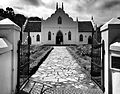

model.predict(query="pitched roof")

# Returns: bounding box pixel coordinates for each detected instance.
[0,18,18,26]
[78,21,93,32]
[101,18,120,31]
[0,18,21,31]
[24,21,41,32]
[28,17,41,21]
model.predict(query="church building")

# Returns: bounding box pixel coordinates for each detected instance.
[24,3,93,45]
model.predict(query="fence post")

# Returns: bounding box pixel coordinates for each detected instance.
[28,30,31,76]
[91,27,94,76]
[101,40,105,92]
[16,40,21,93]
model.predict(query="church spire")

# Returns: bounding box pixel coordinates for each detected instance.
[62,2,64,10]
[56,2,58,10]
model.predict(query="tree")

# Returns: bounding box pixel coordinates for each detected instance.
[6,7,14,15]
[0,8,5,16]
[0,7,27,28]
[28,16,41,21]
[1,7,15,21]
[14,14,26,28]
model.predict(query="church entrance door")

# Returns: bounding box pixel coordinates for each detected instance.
[56,31,63,45]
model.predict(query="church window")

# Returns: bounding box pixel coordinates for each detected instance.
[48,31,51,40]
[79,34,83,41]
[36,34,40,41]
[68,31,71,40]
[58,16,62,24]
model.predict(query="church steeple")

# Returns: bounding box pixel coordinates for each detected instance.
[62,2,64,10]
[56,2,58,10]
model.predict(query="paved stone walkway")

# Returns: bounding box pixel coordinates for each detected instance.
[23,46,103,94]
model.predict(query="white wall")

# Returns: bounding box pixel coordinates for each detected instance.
[112,71,120,94]
[77,32,92,44]
[41,9,78,44]
[0,51,12,94]
[41,9,92,45]
[30,32,41,45]
[110,49,120,94]
[101,30,109,94]
[41,28,77,44]
[101,24,120,94]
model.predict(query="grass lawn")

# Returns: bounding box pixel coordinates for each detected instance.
[67,44,102,86]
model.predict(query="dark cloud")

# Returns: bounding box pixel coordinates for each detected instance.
[22,0,42,6]
[6,0,120,26]
[73,0,120,26]
[101,0,120,10]
[75,0,99,13]
[75,5,85,12]
[42,2,55,10]
[13,6,24,10]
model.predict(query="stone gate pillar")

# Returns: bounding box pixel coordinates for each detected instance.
[0,18,21,94]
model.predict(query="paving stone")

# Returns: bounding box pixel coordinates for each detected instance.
[43,76,57,82]
[23,46,103,94]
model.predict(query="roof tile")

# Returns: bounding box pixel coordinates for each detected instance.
[78,21,93,32]
[24,21,41,32]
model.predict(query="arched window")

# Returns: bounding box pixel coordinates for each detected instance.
[79,34,83,41]
[48,31,51,40]
[36,34,40,41]
[58,16,62,24]
[68,31,71,40]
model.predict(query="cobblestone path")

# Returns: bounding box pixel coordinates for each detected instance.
[23,46,103,94]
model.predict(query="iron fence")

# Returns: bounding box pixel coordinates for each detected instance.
[17,40,31,93]
[91,40,105,92]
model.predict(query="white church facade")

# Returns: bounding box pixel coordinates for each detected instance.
[24,3,93,45]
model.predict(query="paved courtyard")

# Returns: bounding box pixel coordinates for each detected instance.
[23,46,103,94]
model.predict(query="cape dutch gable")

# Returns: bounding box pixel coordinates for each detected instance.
[24,3,93,45]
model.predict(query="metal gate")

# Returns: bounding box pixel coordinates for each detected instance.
[16,32,31,93]
[91,40,105,92]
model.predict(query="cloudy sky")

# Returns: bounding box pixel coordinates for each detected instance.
[0,0,120,25]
